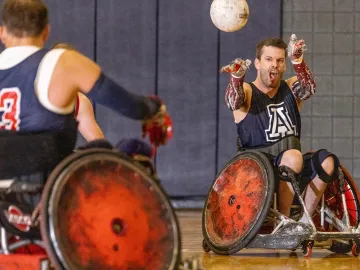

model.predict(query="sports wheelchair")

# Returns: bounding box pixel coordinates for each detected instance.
[0,132,199,269]
[202,136,360,258]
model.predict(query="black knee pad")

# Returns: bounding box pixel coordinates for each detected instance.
[311,149,340,183]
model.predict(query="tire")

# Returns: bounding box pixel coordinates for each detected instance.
[202,150,275,255]
[40,148,181,270]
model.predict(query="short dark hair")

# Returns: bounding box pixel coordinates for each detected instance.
[256,37,287,60]
[1,0,48,38]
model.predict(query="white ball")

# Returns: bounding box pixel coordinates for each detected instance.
[210,0,249,33]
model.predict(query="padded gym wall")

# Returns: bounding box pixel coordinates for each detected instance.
[282,0,360,188]
[96,0,158,145]
[43,0,95,60]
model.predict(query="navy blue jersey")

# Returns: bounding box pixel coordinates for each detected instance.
[236,80,301,148]
[0,48,77,133]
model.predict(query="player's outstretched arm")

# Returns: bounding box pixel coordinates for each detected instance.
[50,50,172,146]
[221,58,251,111]
[286,34,316,101]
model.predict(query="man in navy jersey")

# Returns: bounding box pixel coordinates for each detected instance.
[0,0,172,152]
[222,35,339,225]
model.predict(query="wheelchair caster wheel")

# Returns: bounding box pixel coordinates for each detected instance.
[202,239,211,253]
[302,245,312,258]
[351,242,360,257]
[302,241,313,258]
[329,240,351,254]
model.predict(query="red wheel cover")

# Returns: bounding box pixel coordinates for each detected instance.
[204,156,269,248]
[42,152,179,270]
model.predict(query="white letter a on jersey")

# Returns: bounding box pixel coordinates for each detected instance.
[265,102,297,142]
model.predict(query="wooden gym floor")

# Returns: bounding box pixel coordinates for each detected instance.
[177,210,360,270]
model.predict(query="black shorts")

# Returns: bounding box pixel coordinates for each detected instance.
[264,149,333,194]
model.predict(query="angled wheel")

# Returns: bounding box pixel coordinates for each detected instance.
[40,148,181,270]
[314,165,360,254]
[327,166,360,228]
[202,150,275,255]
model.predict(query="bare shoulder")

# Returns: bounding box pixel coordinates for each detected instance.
[58,50,98,73]
[243,81,252,91]
[56,50,101,93]
[285,76,297,88]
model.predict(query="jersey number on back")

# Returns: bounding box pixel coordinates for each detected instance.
[0,88,21,131]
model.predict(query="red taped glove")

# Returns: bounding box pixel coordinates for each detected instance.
[142,97,173,147]
[220,58,251,78]
[288,34,307,63]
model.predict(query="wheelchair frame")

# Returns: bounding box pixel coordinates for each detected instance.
[202,150,360,257]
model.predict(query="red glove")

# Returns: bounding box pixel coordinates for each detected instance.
[142,97,173,147]
[220,58,251,78]
[288,34,307,63]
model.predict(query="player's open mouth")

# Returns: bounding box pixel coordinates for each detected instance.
[269,71,279,80]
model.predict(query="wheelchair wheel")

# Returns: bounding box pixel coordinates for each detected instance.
[325,166,360,253]
[202,150,274,255]
[40,148,181,270]
[315,165,360,229]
